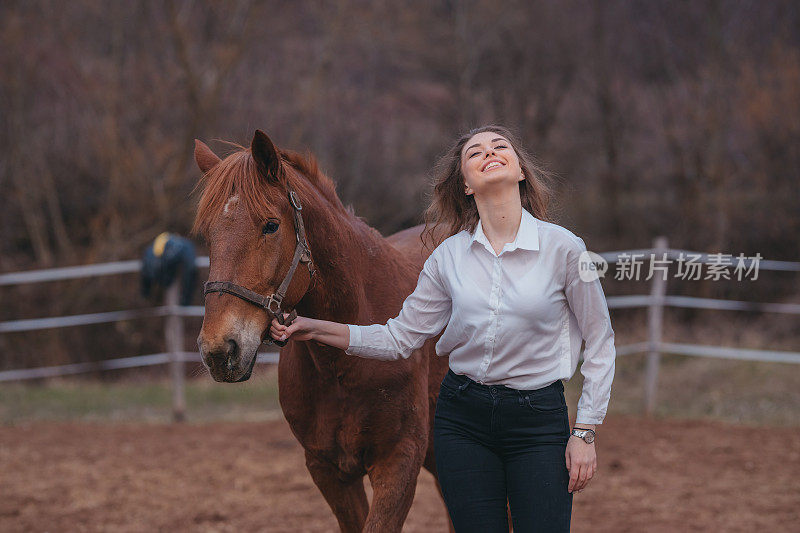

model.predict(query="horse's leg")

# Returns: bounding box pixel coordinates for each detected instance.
[363,441,426,533]
[305,452,369,533]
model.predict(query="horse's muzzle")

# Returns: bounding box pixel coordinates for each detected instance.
[200,336,257,382]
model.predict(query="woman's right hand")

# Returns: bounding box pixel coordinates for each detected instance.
[270,313,315,343]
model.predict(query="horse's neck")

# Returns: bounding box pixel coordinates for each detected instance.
[290,203,412,380]
[295,200,410,324]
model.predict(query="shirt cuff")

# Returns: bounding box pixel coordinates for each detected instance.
[576,409,605,425]
[345,324,362,356]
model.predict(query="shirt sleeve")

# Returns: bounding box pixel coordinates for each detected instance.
[345,249,452,361]
[564,237,616,425]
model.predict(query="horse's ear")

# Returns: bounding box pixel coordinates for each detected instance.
[251,129,282,182]
[194,139,221,174]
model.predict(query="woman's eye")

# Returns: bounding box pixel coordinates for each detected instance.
[468,151,480,158]
[495,144,507,149]
[262,221,279,235]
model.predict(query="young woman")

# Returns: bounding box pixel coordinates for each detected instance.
[269,125,616,532]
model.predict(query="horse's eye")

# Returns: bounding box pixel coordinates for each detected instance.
[262,221,279,235]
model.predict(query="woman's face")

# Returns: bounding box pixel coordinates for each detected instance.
[460,131,524,197]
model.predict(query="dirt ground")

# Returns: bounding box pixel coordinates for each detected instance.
[1,415,798,532]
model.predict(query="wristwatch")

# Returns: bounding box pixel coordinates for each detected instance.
[571,427,596,444]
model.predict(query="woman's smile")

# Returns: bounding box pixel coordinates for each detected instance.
[482,159,505,172]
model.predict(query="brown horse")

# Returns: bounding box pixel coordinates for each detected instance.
[193,130,452,532]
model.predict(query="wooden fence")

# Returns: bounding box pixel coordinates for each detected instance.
[1,237,798,420]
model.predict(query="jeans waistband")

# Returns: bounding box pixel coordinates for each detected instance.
[444,368,563,397]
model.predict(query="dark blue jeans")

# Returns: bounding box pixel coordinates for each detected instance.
[434,369,573,532]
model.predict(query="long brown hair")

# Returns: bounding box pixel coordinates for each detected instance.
[420,124,558,252]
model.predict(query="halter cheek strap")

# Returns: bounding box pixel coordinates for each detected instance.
[203,185,316,347]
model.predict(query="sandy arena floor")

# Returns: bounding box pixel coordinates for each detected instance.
[1,415,798,532]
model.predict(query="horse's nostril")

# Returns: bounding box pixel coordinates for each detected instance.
[225,339,238,358]
[203,338,240,372]
[224,339,239,371]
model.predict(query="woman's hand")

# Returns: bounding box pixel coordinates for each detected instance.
[565,436,597,493]
[269,313,315,343]
[268,314,352,351]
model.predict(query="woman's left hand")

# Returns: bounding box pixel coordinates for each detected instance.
[565,437,597,493]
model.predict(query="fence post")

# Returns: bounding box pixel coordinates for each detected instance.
[165,283,186,422]
[644,236,668,416]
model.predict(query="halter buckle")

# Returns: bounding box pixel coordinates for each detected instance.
[266,294,283,315]
[289,190,302,210]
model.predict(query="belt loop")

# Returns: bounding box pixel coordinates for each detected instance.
[458,382,470,393]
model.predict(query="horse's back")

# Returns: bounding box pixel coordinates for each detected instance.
[385,223,449,268]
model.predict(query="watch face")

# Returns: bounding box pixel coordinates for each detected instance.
[585,432,595,443]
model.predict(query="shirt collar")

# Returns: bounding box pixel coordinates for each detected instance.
[469,208,540,255]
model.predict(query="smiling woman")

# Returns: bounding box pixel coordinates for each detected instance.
[272,124,617,532]
[419,125,556,255]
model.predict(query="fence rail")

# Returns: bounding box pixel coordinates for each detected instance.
[0,257,210,286]
[0,352,280,383]
[0,306,205,333]
[2,239,799,418]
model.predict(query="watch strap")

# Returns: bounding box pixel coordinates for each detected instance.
[571,427,596,443]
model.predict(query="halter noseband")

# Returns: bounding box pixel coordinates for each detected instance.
[203,185,316,348]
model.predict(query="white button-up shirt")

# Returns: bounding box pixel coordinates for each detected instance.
[346,208,616,424]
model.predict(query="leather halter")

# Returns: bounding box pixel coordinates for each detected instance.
[203,185,316,348]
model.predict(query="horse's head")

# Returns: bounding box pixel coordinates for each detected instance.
[193,130,315,382]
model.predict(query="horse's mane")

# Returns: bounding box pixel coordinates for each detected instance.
[192,144,358,236]
[282,149,356,218]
